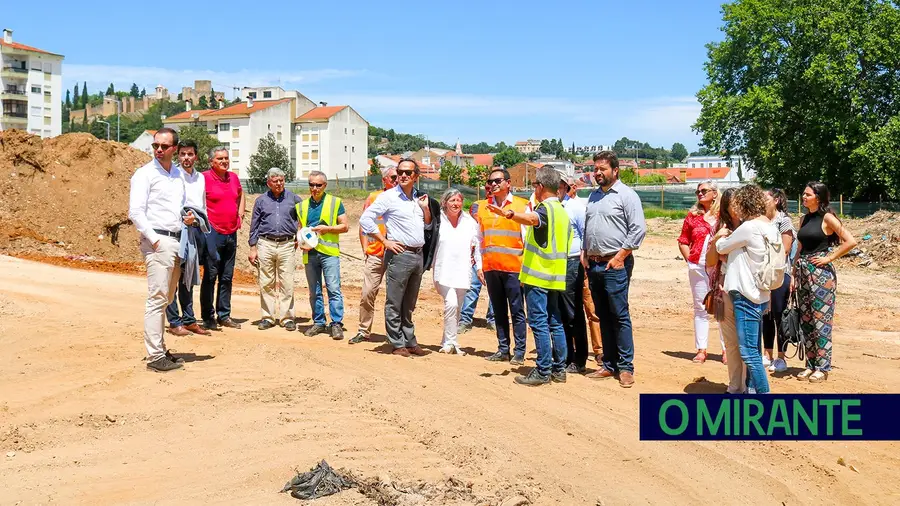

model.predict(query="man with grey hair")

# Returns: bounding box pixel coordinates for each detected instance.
[201,147,246,330]
[248,167,302,330]
[350,164,398,343]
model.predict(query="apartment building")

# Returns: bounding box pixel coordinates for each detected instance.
[294,105,368,180]
[164,98,296,178]
[0,29,64,138]
[514,139,541,154]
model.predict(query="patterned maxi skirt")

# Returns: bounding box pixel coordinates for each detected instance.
[796,254,837,371]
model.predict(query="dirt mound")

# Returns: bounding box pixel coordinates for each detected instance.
[840,211,900,269]
[0,130,151,261]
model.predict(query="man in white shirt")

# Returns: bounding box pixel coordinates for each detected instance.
[128,128,196,372]
[164,139,211,337]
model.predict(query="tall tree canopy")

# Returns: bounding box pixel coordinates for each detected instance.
[693,0,900,199]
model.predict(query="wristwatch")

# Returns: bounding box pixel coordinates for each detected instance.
[504,209,514,219]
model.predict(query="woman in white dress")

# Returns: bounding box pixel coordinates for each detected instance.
[433,189,483,355]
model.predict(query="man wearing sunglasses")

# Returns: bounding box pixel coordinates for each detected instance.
[296,171,349,339]
[475,168,529,364]
[351,165,398,344]
[201,147,245,331]
[129,128,197,372]
[359,158,433,357]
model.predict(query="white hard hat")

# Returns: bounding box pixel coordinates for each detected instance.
[297,227,318,250]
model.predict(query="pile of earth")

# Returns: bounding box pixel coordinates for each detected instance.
[842,211,900,269]
[0,130,151,262]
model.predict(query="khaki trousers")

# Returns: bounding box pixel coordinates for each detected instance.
[141,235,181,361]
[258,238,296,324]
[722,292,747,393]
[358,254,386,336]
[583,275,602,354]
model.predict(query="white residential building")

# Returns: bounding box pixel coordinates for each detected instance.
[293,105,368,180]
[164,98,297,179]
[514,139,541,154]
[675,155,756,180]
[130,129,157,154]
[0,28,64,138]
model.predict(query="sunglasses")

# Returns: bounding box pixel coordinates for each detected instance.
[387,175,398,181]
[309,183,326,188]
[397,169,415,177]
[487,177,506,186]
[696,189,715,196]
[151,143,174,151]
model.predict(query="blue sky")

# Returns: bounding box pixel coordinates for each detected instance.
[10,0,725,149]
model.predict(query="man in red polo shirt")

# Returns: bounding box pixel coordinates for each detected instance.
[201,146,246,330]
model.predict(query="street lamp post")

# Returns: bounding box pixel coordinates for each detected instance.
[96,119,110,140]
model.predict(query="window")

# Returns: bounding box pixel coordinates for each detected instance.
[351,146,355,153]
[277,131,282,141]
[44,91,51,104]
[263,91,272,98]
[31,85,40,94]
[232,149,240,157]
[248,92,257,99]
[302,133,309,141]
[344,163,347,170]
[43,62,52,73]
[267,123,271,131]
[691,163,696,168]
[344,127,347,134]
[30,106,41,117]
[232,128,239,138]
[43,116,51,125]
[311,150,318,160]
[311,134,318,141]
[351,163,355,170]
[351,128,355,135]
[44,107,51,114]
[44,72,51,81]
[43,129,51,137]
[344,146,347,152]
[219,123,230,131]
[302,152,309,160]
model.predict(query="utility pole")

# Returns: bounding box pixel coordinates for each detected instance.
[96,119,110,140]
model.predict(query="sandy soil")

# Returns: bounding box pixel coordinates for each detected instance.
[2,221,900,505]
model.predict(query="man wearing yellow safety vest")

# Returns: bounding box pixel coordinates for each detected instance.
[350,165,397,344]
[487,165,572,386]
[297,170,349,339]
[478,168,529,364]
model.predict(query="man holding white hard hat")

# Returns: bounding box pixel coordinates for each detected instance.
[296,170,349,339]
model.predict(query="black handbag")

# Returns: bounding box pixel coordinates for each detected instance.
[780,289,804,357]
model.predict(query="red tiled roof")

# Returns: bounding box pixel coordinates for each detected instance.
[295,105,348,121]
[0,40,60,56]
[145,129,157,135]
[684,167,730,179]
[166,109,215,121]
[206,98,290,117]
[473,154,494,167]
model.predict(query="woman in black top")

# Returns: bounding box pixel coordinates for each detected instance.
[792,182,857,383]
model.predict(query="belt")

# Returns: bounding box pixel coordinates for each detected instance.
[400,245,424,254]
[153,228,181,240]
[588,254,616,263]
[261,234,294,243]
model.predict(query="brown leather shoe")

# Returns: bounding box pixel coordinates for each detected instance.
[392,347,411,357]
[218,318,242,329]
[406,345,427,356]
[166,325,191,337]
[184,323,211,336]
[586,368,616,380]
[619,371,635,388]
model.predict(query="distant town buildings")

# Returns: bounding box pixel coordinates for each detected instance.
[182,80,225,106]
[514,139,541,154]
[576,144,612,154]
[0,28,64,138]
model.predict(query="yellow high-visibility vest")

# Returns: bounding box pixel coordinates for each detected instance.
[297,194,342,263]
[518,199,571,290]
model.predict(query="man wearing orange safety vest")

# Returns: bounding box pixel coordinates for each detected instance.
[477,168,529,364]
[350,165,398,344]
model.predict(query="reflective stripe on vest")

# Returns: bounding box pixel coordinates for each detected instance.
[477,195,528,273]
[297,194,342,263]
[518,200,570,290]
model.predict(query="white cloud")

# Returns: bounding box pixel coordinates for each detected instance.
[63,64,362,98]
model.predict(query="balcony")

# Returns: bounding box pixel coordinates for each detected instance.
[0,88,28,101]
[1,66,29,79]
[1,110,28,124]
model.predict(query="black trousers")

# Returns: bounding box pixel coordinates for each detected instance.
[561,257,589,367]
[484,270,527,357]
[762,272,791,353]
[200,228,237,323]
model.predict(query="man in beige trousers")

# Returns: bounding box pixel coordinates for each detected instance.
[248,168,302,331]
[128,127,196,372]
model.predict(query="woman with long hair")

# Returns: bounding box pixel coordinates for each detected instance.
[762,188,795,372]
[712,185,779,394]
[432,188,483,355]
[793,182,857,383]
[706,187,742,390]
[677,180,724,364]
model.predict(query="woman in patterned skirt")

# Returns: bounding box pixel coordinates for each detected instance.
[792,182,857,383]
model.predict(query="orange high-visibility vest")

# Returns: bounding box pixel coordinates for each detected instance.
[476,195,528,273]
[362,189,387,257]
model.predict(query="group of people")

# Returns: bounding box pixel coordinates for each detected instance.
[128,128,647,387]
[678,179,856,393]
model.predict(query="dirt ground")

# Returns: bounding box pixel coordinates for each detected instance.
[2,214,900,505]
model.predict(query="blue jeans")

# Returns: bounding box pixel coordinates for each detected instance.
[459,266,494,326]
[524,285,568,376]
[730,291,770,394]
[484,270,527,357]
[587,256,635,374]
[200,228,236,323]
[305,250,343,326]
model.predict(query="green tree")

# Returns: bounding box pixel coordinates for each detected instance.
[73,83,80,108]
[82,108,87,126]
[248,134,293,185]
[197,95,208,109]
[209,89,216,109]
[493,147,526,169]
[65,90,71,109]
[693,0,900,199]
[637,173,667,185]
[439,161,464,184]
[130,83,140,98]
[466,164,490,192]
[105,83,115,96]
[140,87,146,98]
[540,139,550,154]
[81,82,88,107]
[619,167,637,185]
[176,125,220,172]
[671,142,688,161]
[369,157,381,176]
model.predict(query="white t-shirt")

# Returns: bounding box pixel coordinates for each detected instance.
[716,218,779,304]
[182,167,207,213]
[433,211,481,289]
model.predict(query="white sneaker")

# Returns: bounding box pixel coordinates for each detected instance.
[762,356,772,367]
[439,345,452,354]
[771,358,788,373]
